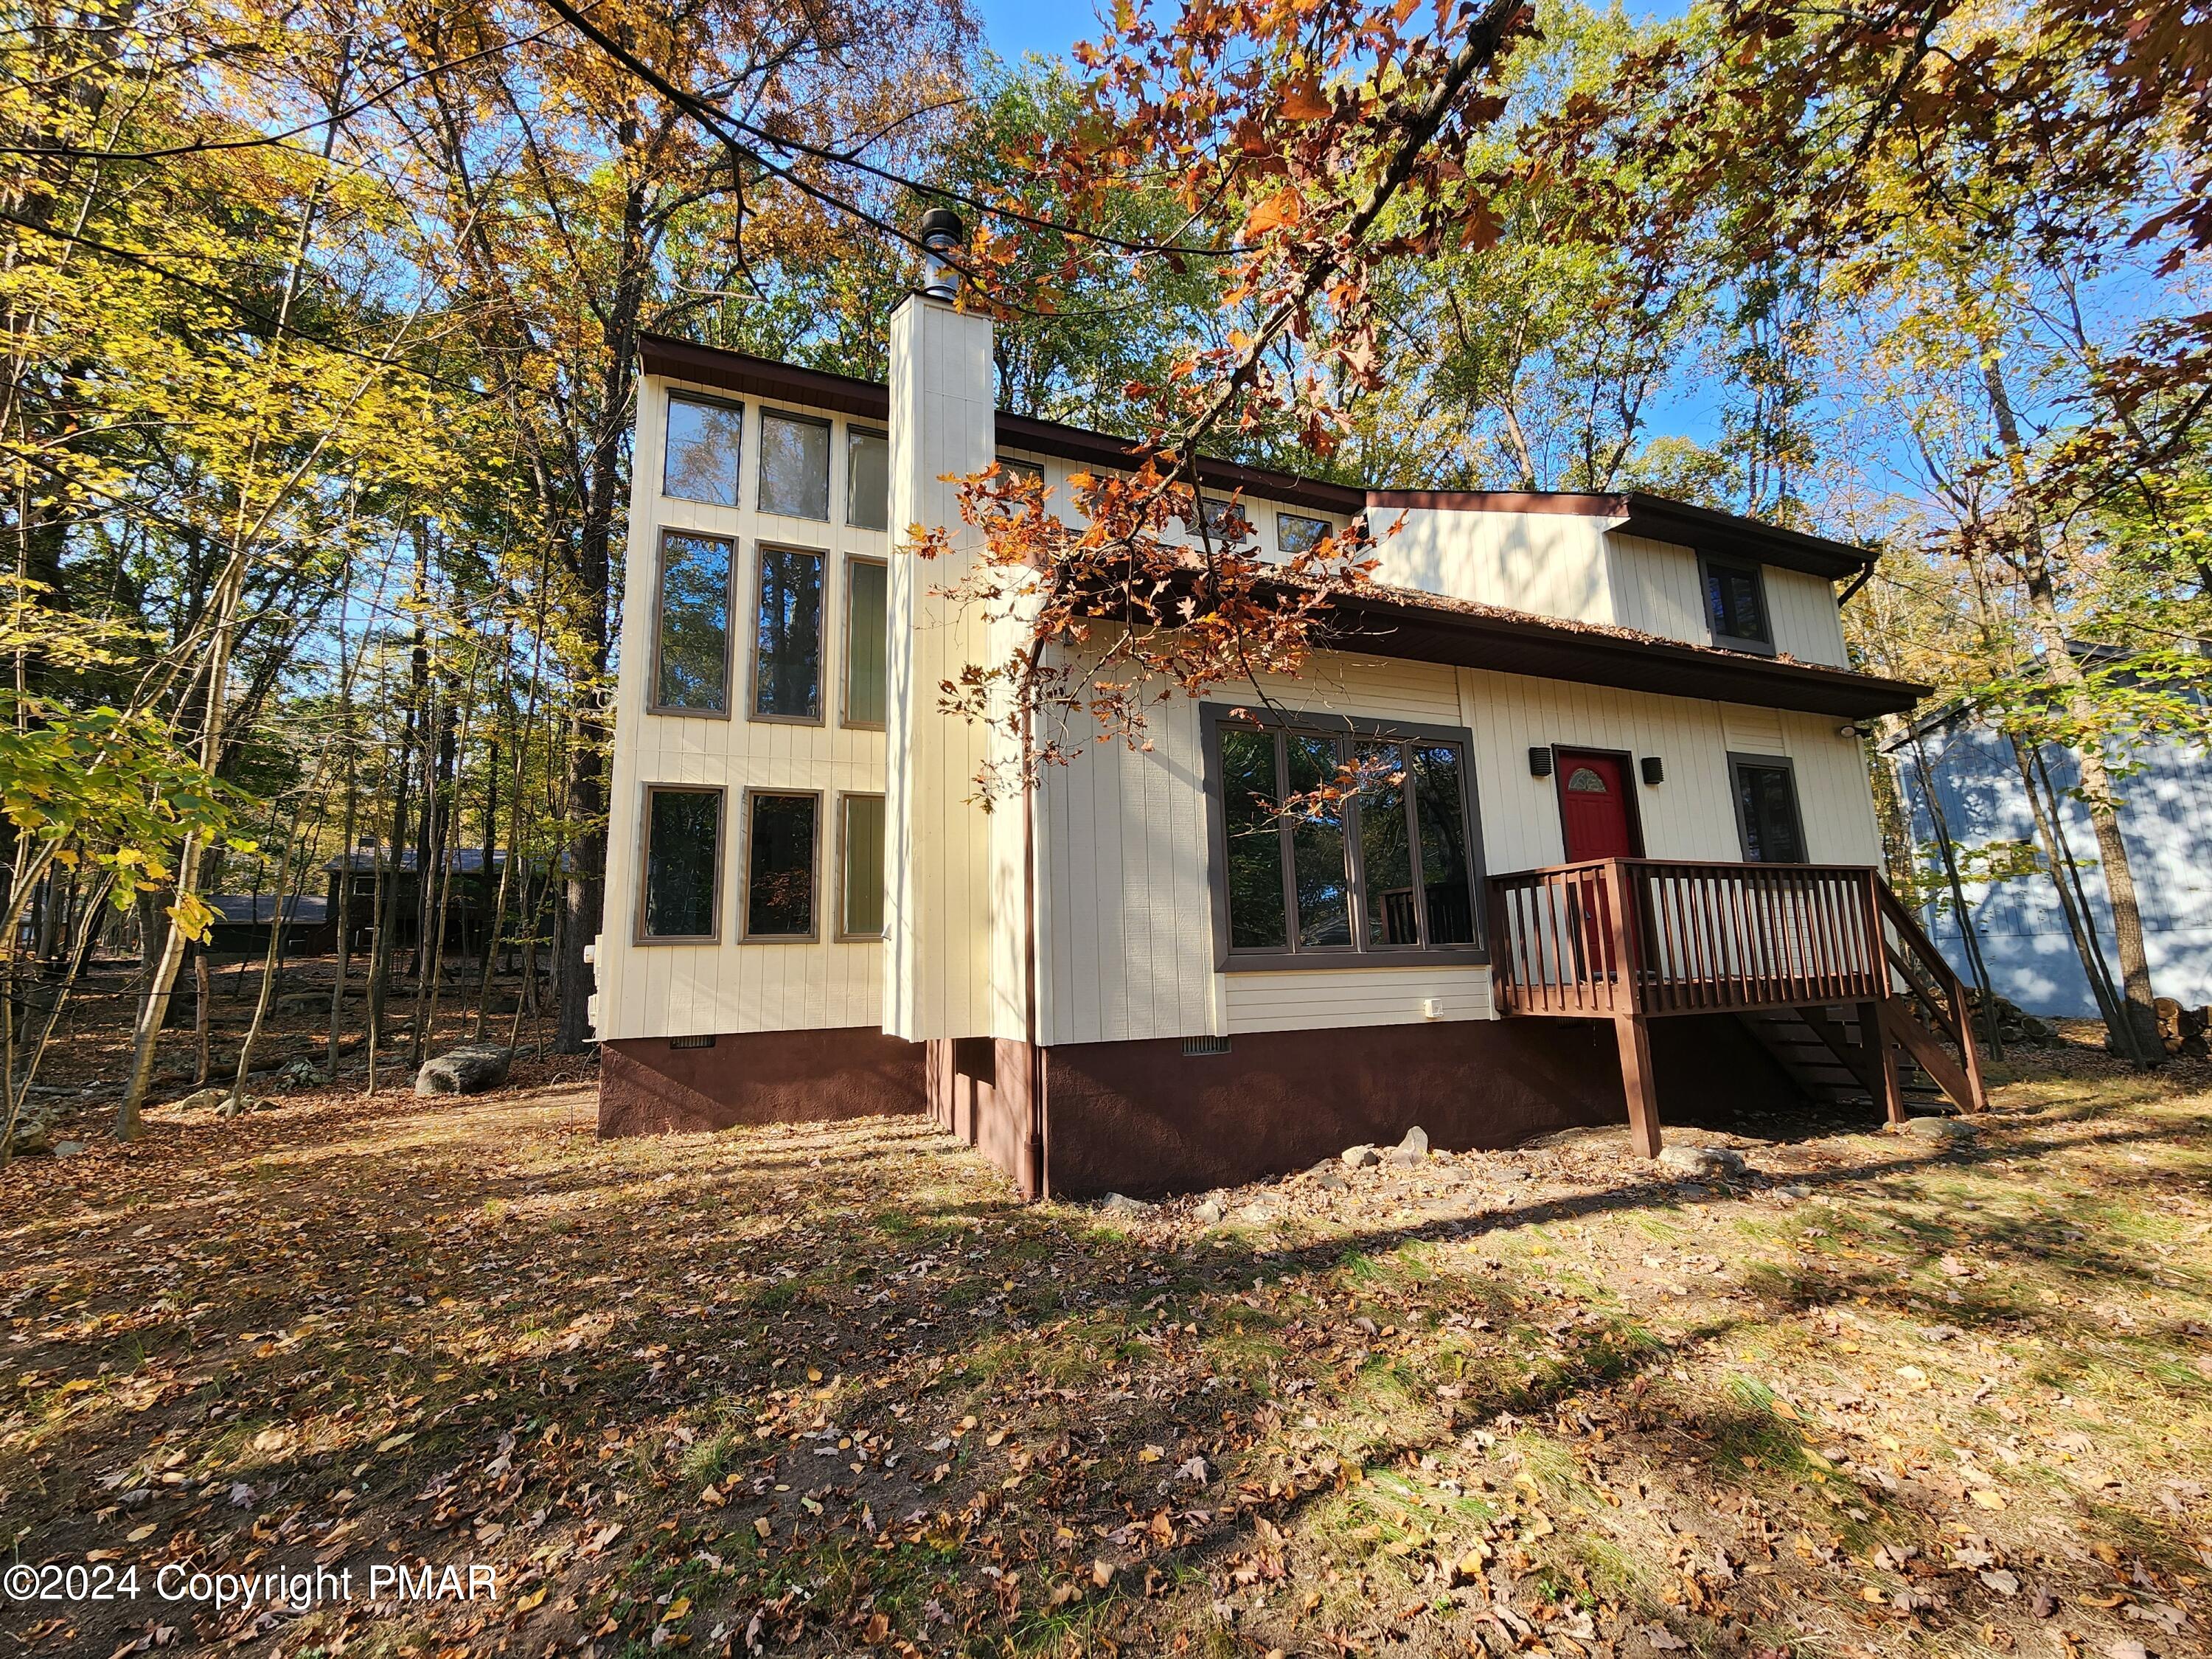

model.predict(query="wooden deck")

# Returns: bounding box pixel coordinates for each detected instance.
[1487,858,1986,1156]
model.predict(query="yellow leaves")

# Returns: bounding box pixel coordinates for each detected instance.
[515,1585,549,1612]
[1138,1443,1166,1463]
[660,1595,692,1622]
[754,1516,772,1539]
[375,1430,414,1453]
[1969,1487,2007,1511]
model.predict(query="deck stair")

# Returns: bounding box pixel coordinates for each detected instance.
[1736,1005,1944,1110]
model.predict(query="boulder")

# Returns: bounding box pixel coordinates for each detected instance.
[1191,1199,1225,1225]
[414,1043,513,1098]
[6,1105,60,1155]
[171,1087,232,1113]
[1657,1144,1747,1178]
[1341,1144,1380,1169]
[1902,1115,1976,1142]
[1101,1192,1156,1217]
[1388,1124,1431,1165]
[52,1140,84,1158]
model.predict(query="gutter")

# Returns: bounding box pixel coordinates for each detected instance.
[1837,555,1878,608]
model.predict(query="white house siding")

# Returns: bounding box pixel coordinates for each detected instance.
[1374,507,1615,620]
[1764,567,1851,667]
[1604,532,1707,642]
[594,370,891,1043]
[1034,655,1884,1048]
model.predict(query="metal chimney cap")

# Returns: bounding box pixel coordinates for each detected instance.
[918,205,965,246]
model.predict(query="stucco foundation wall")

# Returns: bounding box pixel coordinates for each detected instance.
[1037,1013,1803,1199]
[599,1029,925,1136]
[925,1038,1039,1199]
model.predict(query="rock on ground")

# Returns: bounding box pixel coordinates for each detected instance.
[414,1043,513,1098]
[1657,1144,1747,1178]
[1388,1124,1430,1164]
[1101,1192,1156,1216]
[1903,1115,1977,1141]
[1341,1144,1380,1169]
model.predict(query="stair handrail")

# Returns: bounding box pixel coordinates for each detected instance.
[1874,876,1989,1111]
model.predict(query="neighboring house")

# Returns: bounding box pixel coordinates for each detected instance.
[320,844,526,957]
[205,895,336,958]
[1888,706,2212,1018]
[590,289,1980,1198]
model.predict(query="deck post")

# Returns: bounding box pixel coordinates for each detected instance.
[1862,998,1907,1127]
[1613,1015,1663,1158]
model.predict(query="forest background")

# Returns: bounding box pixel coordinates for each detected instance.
[2,0,2206,1150]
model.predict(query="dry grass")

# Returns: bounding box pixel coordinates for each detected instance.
[3,1034,2210,1658]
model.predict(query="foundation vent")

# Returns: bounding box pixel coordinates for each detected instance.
[1181,1035,1233,1057]
[668,1035,716,1050]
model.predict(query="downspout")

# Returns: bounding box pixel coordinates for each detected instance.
[1022,700,1044,1202]
[1837,554,1877,608]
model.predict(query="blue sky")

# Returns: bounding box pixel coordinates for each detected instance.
[971,0,1106,62]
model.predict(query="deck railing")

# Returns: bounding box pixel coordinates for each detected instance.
[1487,858,1891,1018]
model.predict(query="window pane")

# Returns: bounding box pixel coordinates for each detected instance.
[754,545,824,718]
[664,395,742,506]
[1221,728,1287,950]
[644,790,720,938]
[1736,764,1805,863]
[1286,734,1352,947]
[1706,562,1768,643]
[759,412,831,519]
[842,794,886,937]
[845,559,888,725]
[747,793,817,936]
[655,532,732,712]
[1411,744,1476,945]
[1355,741,1418,947]
[998,456,1044,487]
[846,428,888,530]
[1278,512,1329,556]
[1197,498,1250,544]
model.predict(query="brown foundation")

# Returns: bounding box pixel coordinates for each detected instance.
[599,1028,927,1136]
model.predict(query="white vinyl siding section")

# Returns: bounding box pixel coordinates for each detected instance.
[1764,566,1851,666]
[1376,507,1615,619]
[595,372,890,1042]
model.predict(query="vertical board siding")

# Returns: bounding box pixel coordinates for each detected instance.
[1765,568,1851,667]
[1376,508,1616,621]
[595,371,891,1043]
[1605,532,1706,641]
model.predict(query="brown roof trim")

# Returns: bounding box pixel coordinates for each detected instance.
[1321,584,1922,719]
[1366,488,1874,582]
[640,333,1366,515]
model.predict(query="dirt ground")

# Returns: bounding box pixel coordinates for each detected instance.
[3,1029,2210,1659]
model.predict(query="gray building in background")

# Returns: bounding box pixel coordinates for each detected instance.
[1888,709,2212,1017]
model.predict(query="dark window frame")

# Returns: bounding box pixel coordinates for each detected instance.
[1200,703,1490,972]
[835,790,888,941]
[647,527,737,719]
[1277,510,1332,556]
[845,423,890,531]
[661,390,745,507]
[1727,751,1808,865]
[1700,552,1775,655]
[633,784,726,945]
[756,407,835,522]
[740,786,823,942]
[747,540,829,726]
[841,554,888,731]
[1550,745,1647,860]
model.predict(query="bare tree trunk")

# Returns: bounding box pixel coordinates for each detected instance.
[1982,358,2163,1062]
[192,947,212,1086]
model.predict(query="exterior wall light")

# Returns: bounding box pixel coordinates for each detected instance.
[1641,756,1664,786]
[1528,747,1553,777]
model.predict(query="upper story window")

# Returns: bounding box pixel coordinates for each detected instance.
[1207,710,1484,968]
[663,394,743,507]
[759,411,832,520]
[1194,496,1252,546]
[1703,556,1772,653]
[846,426,889,530]
[752,544,824,721]
[651,529,734,714]
[844,557,888,727]
[639,785,723,941]
[998,455,1045,491]
[1277,512,1331,556]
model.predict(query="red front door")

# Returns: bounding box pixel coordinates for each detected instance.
[1557,751,1638,860]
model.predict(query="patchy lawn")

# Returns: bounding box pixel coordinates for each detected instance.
[4,1039,2211,1659]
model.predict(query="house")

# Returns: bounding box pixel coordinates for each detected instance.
[1886,701,2212,1018]
[589,280,1983,1198]
[321,843,527,958]
[205,894,336,958]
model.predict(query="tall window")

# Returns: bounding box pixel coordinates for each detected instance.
[1731,756,1806,864]
[840,793,886,938]
[663,394,742,506]
[752,545,824,720]
[640,787,723,940]
[1213,716,1482,962]
[1703,557,1771,650]
[745,792,818,938]
[844,557,888,726]
[653,530,734,713]
[759,411,831,519]
[1277,512,1331,556]
[846,426,889,530]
